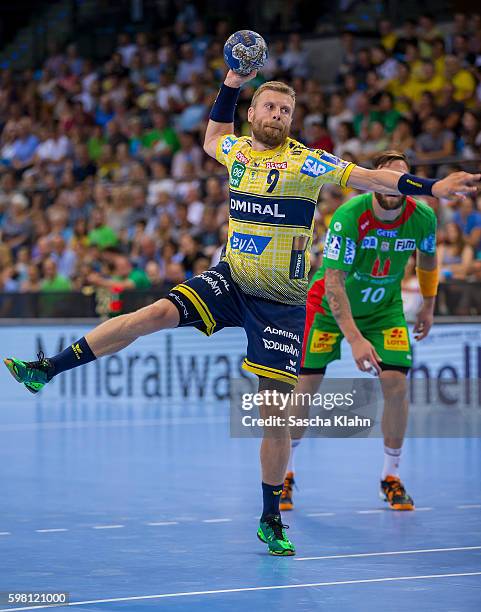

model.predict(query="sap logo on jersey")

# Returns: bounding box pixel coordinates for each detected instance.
[361,236,378,249]
[222,136,237,154]
[300,155,334,178]
[394,238,416,252]
[344,238,356,264]
[376,228,398,238]
[230,232,272,254]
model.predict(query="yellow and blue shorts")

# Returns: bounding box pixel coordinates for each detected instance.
[166,261,306,386]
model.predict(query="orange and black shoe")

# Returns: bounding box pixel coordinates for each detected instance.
[380,475,415,511]
[280,472,295,511]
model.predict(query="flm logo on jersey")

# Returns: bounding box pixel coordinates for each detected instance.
[236,151,250,164]
[230,160,246,188]
[300,155,335,178]
[230,232,272,255]
[394,238,416,252]
[344,238,356,265]
[222,135,237,154]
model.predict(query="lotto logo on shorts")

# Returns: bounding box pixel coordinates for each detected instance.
[383,327,409,351]
[310,330,339,353]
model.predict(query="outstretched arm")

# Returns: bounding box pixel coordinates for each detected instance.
[325,268,381,374]
[203,69,257,159]
[347,166,481,199]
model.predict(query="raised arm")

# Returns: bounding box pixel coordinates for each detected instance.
[324,268,381,374]
[203,69,257,159]
[347,165,481,199]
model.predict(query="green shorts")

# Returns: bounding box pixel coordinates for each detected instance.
[301,296,412,372]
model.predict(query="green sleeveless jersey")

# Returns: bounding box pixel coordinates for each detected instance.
[311,193,437,319]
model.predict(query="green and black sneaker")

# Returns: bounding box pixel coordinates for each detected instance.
[4,351,54,394]
[257,514,295,556]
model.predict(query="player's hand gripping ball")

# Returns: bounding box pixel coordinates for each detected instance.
[223,30,268,76]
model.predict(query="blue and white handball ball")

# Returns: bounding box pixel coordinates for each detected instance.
[223,30,268,76]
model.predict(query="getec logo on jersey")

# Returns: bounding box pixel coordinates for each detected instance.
[300,155,335,178]
[222,135,237,154]
[377,229,398,238]
[344,238,356,264]
[230,232,271,255]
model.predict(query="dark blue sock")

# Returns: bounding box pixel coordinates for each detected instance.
[261,482,283,520]
[49,337,96,376]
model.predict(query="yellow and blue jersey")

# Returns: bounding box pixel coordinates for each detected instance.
[215,134,355,305]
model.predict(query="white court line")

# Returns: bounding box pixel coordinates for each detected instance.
[415,507,433,512]
[35,528,68,533]
[307,512,336,517]
[202,518,232,523]
[0,532,11,536]
[147,521,179,526]
[356,510,383,514]
[458,504,481,509]
[1,571,481,611]
[295,544,481,562]
[92,525,124,530]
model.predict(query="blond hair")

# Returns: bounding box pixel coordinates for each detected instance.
[251,81,296,109]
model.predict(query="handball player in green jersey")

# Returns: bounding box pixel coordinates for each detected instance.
[281,151,441,512]
[5,65,480,555]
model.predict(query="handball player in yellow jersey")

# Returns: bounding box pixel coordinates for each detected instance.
[5,69,480,556]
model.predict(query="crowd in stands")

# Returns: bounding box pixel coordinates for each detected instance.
[0,8,480,315]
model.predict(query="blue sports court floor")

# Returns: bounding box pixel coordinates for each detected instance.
[1,398,480,611]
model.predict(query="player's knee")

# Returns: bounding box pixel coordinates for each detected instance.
[381,371,408,401]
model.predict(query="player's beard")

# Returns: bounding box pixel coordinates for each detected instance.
[251,117,289,148]
[375,192,405,211]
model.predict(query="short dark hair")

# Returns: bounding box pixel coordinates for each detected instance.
[373,150,410,170]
